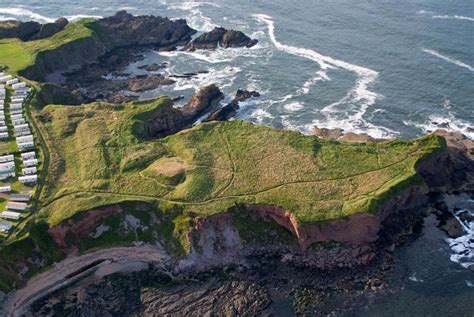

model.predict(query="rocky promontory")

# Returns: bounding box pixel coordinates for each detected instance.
[186,26,258,51]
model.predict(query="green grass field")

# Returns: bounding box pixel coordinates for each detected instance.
[0,18,100,73]
[36,97,446,225]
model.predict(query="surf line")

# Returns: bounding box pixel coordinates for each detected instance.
[253,14,380,110]
[422,48,474,72]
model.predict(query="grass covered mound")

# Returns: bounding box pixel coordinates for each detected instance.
[0,18,100,73]
[36,97,446,225]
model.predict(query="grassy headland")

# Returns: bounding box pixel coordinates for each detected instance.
[36,98,445,225]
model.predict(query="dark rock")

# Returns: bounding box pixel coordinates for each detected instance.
[32,17,69,40]
[98,11,196,49]
[441,218,465,238]
[313,127,344,140]
[142,85,223,139]
[234,89,260,102]
[137,62,168,72]
[186,27,258,51]
[457,211,473,223]
[205,89,260,122]
[181,84,224,118]
[0,20,41,41]
[127,75,175,92]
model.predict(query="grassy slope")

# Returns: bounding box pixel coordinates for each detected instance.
[0,18,100,73]
[37,98,445,225]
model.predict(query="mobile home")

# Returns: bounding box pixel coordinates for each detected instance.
[21,151,36,161]
[23,159,38,167]
[18,142,35,151]
[10,194,31,202]
[0,211,21,220]
[19,175,37,184]
[6,201,28,211]
[0,186,11,193]
[0,154,14,163]
[0,220,12,233]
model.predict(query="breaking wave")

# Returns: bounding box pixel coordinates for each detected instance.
[422,48,474,72]
[0,7,54,23]
[253,14,395,138]
[418,10,474,22]
[443,195,474,270]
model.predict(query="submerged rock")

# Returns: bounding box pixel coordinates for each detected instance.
[186,27,258,51]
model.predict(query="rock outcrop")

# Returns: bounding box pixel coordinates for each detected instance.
[186,27,258,51]
[98,11,196,49]
[0,20,41,40]
[31,18,69,40]
[0,18,68,41]
[143,85,224,138]
[205,89,260,121]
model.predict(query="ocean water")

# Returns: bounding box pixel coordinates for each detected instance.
[1,0,473,315]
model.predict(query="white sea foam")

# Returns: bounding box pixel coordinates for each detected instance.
[0,7,54,23]
[251,108,274,124]
[405,110,474,140]
[432,14,474,22]
[284,102,304,112]
[443,195,474,270]
[64,15,103,21]
[170,66,241,92]
[422,48,474,72]
[253,14,390,138]
[467,281,474,288]
[167,1,219,32]
[418,10,474,22]
[408,275,425,283]
[117,6,138,11]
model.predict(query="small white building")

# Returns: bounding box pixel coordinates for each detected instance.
[18,142,35,151]
[0,132,9,140]
[11,114,23,120]
[13,119,26,126]
[0,211,21,221]
[10,103,23,110]
[0,154,14,163]
[11,97,24,103]
[23,159,38,167]
[22,166,37,175]
[0,220,12,233]
[12,82,26,90]
[6,201,28,211]
[21,151,36,161]
[15,129,31,137]
[6,78,19,85]
[19,175,37,184]
[0,186,11,193]
[14,124,30,133]
[0,172,15,180]
[17,135,34,143]
[11,109,23,115]
[0,162,15,172]
[0,127,8,133]
[0,75,13,83]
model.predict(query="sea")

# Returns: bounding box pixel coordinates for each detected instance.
[0,0,473,315]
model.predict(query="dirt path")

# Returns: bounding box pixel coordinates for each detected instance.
[2,244,169,317]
